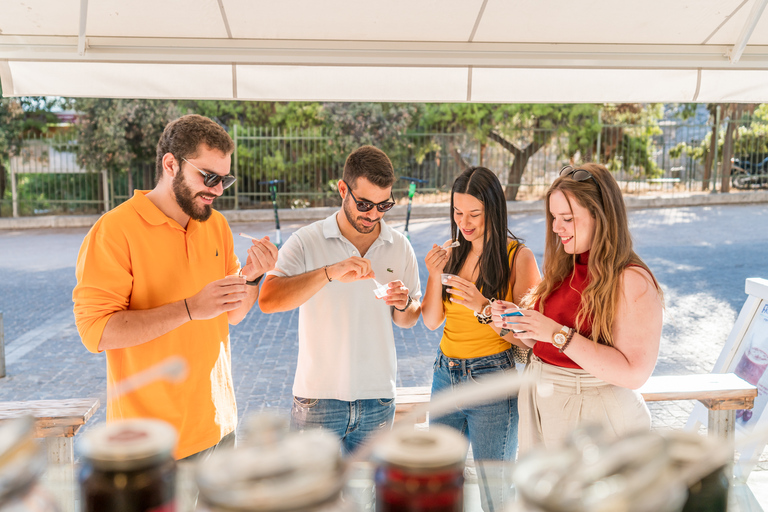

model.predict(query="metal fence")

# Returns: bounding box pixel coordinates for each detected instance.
[2,118,766,218]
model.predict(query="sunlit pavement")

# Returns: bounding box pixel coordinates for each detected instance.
[1,202,768,503]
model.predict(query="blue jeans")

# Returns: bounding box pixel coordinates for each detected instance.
[290,397,396,456]
[431,347,519,512]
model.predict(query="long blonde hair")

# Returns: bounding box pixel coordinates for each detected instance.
[526,163,662,347]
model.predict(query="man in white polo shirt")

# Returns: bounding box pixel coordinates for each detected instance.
[259,145,422,454]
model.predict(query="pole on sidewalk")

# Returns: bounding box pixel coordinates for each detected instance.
[0,311,5,378]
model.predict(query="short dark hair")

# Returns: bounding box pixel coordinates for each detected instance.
[155,114,234,182]
[342,145,395,189]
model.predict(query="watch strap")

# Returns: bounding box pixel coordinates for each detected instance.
[395,295,413,312]
[246,274,263,286]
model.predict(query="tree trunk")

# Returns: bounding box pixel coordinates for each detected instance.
[448,139,470,171]
[488,130,547,201]
[0,162,6,212]
[127,169,134,198]
[702,123,717,190]
[720,119,736,193]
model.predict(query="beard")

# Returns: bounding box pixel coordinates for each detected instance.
[342,195,380,234]
[173,171,213,222]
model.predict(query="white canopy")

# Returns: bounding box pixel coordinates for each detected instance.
[2,0,768,103]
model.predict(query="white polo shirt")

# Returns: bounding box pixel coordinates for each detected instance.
[269,213,422,401]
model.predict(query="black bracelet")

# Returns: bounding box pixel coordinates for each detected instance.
[246,274,263,286]
[323,265,332,282]
[395,295,413,312]
[183,298,192,321]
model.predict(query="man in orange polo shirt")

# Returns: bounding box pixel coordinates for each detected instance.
[73,114,277,460]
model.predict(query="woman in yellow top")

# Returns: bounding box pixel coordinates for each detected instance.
[422,166,540,510]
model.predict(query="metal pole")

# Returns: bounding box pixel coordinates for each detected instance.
[233,124,239,211]
[102,169,109,213]
[0,311,6,378]
[712,106,721,193]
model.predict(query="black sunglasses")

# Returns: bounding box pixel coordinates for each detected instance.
[343,180,396,213]
[559,165,603,198]
[183,158,237,190]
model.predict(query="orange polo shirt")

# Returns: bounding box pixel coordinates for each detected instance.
[73,190,239,459]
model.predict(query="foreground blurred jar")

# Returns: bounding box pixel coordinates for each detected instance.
[196,428,348,512]
[372,425,468,512]
[512,425,728,512]
[0,416,60,512]
[78,418,177,512]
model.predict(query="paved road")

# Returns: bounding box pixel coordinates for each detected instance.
[1,203,767,452]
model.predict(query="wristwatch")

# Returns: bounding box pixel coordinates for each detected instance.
[394,295,413,312]
[552,326,572,349]
[474,299,494,324]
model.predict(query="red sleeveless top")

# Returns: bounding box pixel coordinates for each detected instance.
[532,251,593,369]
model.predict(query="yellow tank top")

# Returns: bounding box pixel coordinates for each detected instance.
[439,241,520,359]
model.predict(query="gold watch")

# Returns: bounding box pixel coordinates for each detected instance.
[552,326,572,349]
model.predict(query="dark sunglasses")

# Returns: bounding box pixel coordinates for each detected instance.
[559,165,603,198]
[343,180,396,213]
[183,158,237,190]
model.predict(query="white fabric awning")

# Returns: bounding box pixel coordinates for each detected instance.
[2,0,768,102]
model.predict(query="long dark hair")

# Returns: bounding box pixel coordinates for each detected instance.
[442,167,522,302]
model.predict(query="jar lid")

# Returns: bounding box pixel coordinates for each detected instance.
[196,429,343,511]
[78,419,177,471]
[372,425,468,470]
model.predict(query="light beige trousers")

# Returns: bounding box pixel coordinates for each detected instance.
[518,355,651,454]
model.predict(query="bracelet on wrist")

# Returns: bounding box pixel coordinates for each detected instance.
[323,265,332,282]
[246,274,263,286]
[559,329,576,353]
[395,295,413,312]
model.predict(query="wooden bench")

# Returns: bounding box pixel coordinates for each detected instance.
[0,398,101,512]
[396,373,756,441]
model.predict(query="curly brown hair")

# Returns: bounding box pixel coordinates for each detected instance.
[342,145,395,189]
[155,115,234,182]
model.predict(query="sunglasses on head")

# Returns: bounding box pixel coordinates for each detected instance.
[559,165,603,198]
[343,180,396,213]
[182,158,237,190]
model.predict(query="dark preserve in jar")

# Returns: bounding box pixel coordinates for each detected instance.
[78,418,178,512]
[373,425,468,512]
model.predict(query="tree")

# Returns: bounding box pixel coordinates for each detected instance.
[421,103,663,200]
[0,95,65,211]
[75,98,182,193]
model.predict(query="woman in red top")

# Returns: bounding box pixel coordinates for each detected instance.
[492,163,664,452]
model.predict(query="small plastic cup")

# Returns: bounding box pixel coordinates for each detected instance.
[373,281,390,298]
[441,273,458,286]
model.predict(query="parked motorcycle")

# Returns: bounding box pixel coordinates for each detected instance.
[731,156,768,189]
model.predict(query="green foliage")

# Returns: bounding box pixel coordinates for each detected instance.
[75,98,181,174]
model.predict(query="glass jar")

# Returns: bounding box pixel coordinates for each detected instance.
[78,418,177,512]
[0,416,60,512]
[512,425,725,512]
[196,428,348,512]
[372,425,468,512]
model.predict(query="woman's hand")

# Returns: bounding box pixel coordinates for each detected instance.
[491,299,520,328]
[445,275,487,314]
[425,243,450,276]
[495,307,563,345]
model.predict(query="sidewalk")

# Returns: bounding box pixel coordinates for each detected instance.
[1,198,768,506]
